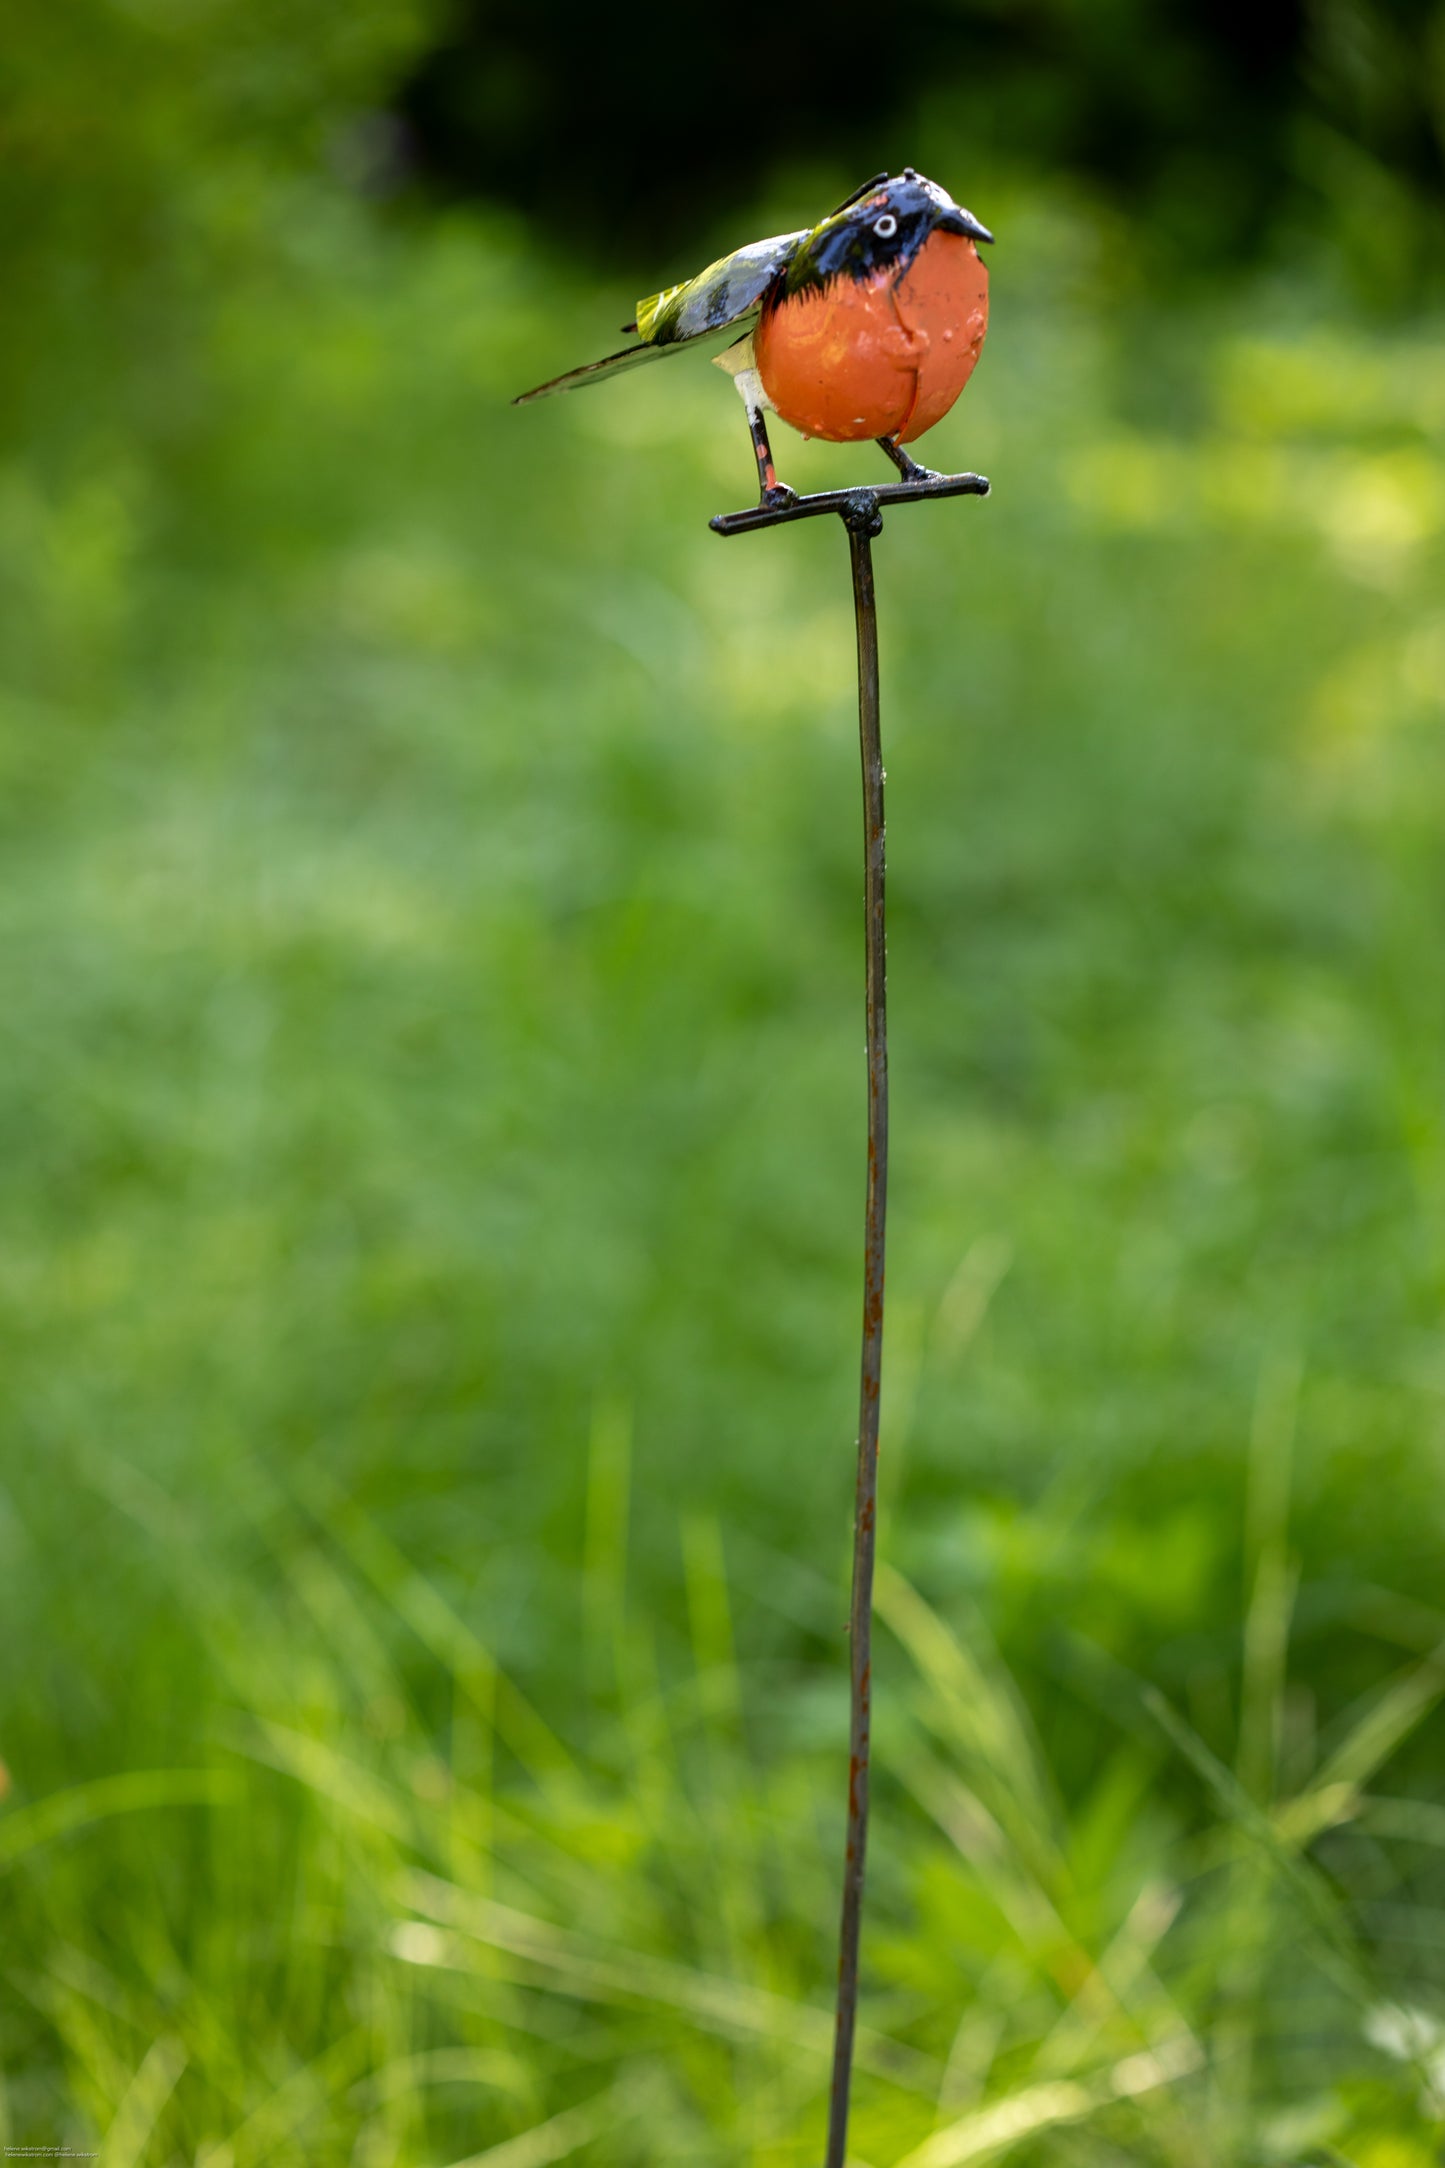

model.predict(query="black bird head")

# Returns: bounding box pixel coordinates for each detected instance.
[786,169,994,297]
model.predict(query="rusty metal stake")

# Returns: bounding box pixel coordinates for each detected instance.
[827,492,887,2168]
[712,468,988,2168]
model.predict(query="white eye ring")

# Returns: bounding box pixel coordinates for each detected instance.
[873,213,898,238]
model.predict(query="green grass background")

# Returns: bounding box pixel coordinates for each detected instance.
[2,156,1445,2165]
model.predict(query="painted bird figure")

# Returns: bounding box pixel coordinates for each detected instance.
[515,169,992,509]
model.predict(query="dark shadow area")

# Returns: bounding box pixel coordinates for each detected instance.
[396,0,1445,288]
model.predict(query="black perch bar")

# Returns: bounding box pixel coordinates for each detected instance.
[709,469,989,538]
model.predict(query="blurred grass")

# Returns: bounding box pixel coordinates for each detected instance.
[2,166,1445,2164]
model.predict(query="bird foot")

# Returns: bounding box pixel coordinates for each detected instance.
[759,482,800,511]
[876,437,944,485]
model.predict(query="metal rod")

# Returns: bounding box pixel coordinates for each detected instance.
[824,500,888,2168]
[709,465,987,2165]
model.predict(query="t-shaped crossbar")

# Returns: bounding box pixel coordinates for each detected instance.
[709,468,989,538]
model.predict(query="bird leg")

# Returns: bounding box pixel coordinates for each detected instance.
[715,337,798,510]
[745,398,798,510]
[876,435,942,485]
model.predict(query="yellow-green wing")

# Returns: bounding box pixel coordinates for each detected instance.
[634,229,807,344]
[514,227,806,403]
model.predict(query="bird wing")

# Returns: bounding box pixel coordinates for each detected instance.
[634,229,807,344]
[513,227,807,403]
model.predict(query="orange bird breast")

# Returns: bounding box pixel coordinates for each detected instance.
[755,230,988,446]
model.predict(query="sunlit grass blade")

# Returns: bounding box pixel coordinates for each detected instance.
[875,1565,1065,1887]
[892,2035,1200,2168]
[236,1719,422,1847]
[222,2030,378,2166]
[293,1461,578,1784]
[0,1770,237,1869]
[681,1510,774,1983]
[349,2046,534,2107]
[1031,1881,1191,2077]
[890,1729,1062,1956]
[897,1729,1205,2162]
[396,1869,942,2094]
[1269,1639,1445,1852]
[1309,1641,1445,1799]
[439,2087,618,2168]
[98,2034,187,2168]
[583,1395,632,1712]
[1237,1353,1302,1805]
[1142,1687,1372,1995]
[1356,1797,1445,1847]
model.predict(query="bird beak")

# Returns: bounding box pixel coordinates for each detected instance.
[937,205,994,245]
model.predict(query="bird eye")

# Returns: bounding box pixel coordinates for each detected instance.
[873,214,898,238]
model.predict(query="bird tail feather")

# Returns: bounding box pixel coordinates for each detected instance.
[512,341,672,403]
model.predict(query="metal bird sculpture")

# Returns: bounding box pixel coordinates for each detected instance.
[514,169,993,508]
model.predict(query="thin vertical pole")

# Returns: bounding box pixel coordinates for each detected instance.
[825,504,888,2168]
[708,467,987,2162]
